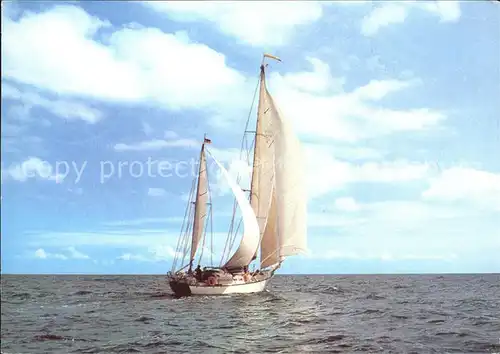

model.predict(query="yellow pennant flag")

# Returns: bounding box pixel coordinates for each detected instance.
[263,53,282,62]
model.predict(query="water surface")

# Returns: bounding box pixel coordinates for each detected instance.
[2,274,499,353]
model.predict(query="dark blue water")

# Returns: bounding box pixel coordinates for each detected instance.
[1,274,499,353]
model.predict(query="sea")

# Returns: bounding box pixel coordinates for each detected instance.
[1,274,499,353]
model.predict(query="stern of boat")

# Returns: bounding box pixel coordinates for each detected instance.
[169,280,192,297]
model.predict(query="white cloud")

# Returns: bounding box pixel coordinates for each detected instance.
[2,82,103,124]
[313,144,385,161]
[361,1,461,36]
[148,187,167,197]
[2,5,250,112]
[2,5,448,145]
[144,1,327,46]
[334,197,359,212]
[305,144,431,198]
[3,157,65,183]
[66,246,90,259]
[361,3,409,37]
[423,167,500,211]
[34,248,68,260]
[33,247,90,260]
[164,130,178,140]
[67,187,84,195]
[114,137,199,152]
[28,228,228,265]
[280,57,344,94]
[34,248,48,259]
[307,199,500,262]
[141,121,154,136]
[102,216,185,227]
[419,1,461,23]
[102,212,233,227]
[117,244,180,263]
[148,245,179,260]
[118,253,149,262]
[27,229,218,249]
[269,59,446,142]
[309,249,457,262]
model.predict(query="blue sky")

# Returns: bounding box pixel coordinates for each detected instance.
[1,1,499,274]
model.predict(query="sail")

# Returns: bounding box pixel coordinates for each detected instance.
[190,145,208,265]
[211,154,260,269]
[259,189,280,268]
[249,65,277,261]
[266,88,308,257]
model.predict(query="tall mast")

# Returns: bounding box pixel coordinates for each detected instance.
[248,62,267,263]
[249,63,267,203]
[189,135,210,272]
[248,53,281,264]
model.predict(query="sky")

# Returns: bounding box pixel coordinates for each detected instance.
[1,0,499,275]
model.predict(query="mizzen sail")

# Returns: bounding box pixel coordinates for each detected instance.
[189,143,209,268]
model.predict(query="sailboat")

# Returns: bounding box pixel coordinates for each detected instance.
[167,54,307,297]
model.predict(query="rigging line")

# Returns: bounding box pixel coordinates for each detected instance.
[227,71,260,242]
[224,217,243,265]
[204,148,232,266]
[177,230,190,273]
[197,214,207,267]
[172,179,195,271]
[209,204,214,267]
[202,147,228,265]
[260,248,282,268]
[205,148,244,266]
[172,177,196,272]
[222,183,239,264]
[205,163,215,267]
[181,202,195,268]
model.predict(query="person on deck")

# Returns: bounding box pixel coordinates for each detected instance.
[195,265,202,282]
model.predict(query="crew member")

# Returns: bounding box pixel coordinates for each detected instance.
[195,265,202,282]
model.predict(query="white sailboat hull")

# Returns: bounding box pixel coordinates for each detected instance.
[168,273,273,297]
[187,278,269,296]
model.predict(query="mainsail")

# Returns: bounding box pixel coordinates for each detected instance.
[250,65,277,260]
[256,80,308,267]
[228,58,308,270]
[267,89,308,257]
[189,143,209,270]
[210,153,261,269]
